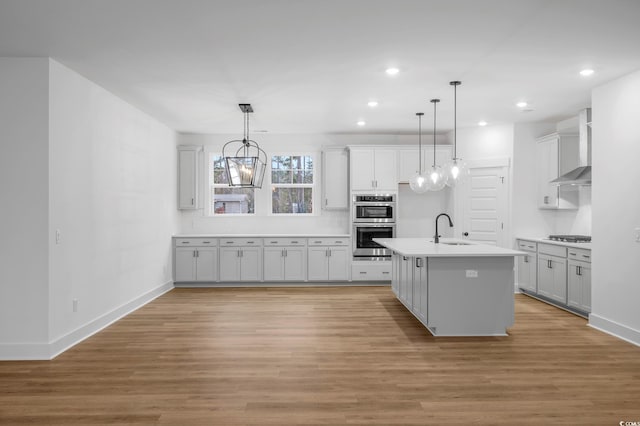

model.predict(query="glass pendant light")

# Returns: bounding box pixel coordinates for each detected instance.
[426,99,446,191]
[409,112,429,193]
[444,81,469,187]
[222,104,267,188]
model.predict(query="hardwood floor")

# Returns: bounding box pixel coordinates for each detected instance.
[1,287,639,425]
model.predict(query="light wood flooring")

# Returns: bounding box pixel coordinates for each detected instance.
[1,287,639,425]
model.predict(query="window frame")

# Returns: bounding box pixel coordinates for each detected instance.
[206,151,257,217]
[269,152,317,216]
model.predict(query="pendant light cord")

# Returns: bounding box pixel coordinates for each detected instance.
[450,81,461,160]
[431,99,440,167]
[417,113,423,173]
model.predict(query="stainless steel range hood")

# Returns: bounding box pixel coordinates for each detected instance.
[551,108,591,186]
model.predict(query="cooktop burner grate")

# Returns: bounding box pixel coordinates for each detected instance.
[548,235,591,243]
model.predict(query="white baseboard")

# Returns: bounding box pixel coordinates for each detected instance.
[589,313,640,347]
[0,281,174,361]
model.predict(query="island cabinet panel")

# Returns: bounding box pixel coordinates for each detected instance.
[412,257,428,325]
[397,255,413,309]
[391,253,400,296]
[427,257,514,336]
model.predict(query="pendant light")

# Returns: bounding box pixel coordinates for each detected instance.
[222,104,267,188]
[409,112,429,193]
[444,81,469,187]
[426,99,446,191]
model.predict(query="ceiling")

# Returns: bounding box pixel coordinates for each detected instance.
[1,0,640,135]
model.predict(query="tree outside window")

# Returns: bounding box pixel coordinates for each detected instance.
[210,155,255,215]
[271,155,313,214]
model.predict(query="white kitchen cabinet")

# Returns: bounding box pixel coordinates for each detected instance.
[397,146,452,183]
[174,237,218,282]
[537,243,568,304]
[567,248,592,313]
[516,240,537,293]
[349,147,397,191]
[391,253,400,296]
[398,255,413,308]
[219,238,263,282]
[263,238,307,281]
[535,133,579,210]
[177,145,202,210]
[537,253,567,304]
[351,262,392,281]
[322,148,348,210]
[412,257,428,324]
[307,238,350,281]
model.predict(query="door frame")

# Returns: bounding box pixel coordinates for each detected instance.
[453,157,511,248]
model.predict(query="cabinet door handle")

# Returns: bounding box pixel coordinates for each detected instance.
[284,249,287,257]
[582,255,590,259]
[193,250,197,258]
[325,198,328,206]
[524,255,528,263]
[543,195,549,204]
[328,249,331,257]
[191,198,194,205]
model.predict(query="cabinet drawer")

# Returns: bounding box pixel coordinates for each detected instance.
[568,248,591,263]
[175,238,218,247]
[351,263,392,281]
[517,240,537,252]
[219,238,263,247]
[538,243,567,258]
[264,238,306,246]
[308,238,349,246]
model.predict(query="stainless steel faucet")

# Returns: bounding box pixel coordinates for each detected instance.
[434,213,454,243]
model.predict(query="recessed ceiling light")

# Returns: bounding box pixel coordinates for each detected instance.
[368,101,378,107]
[357,121,366,126]
[385,67,399,76]
[580,69,595,76]
[516,101,528,108]
[478,121,488,126]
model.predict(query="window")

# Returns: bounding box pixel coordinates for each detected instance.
[271,155,314,214]
[209,154,255,215]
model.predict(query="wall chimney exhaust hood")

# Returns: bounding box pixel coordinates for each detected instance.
[551,108,591,186]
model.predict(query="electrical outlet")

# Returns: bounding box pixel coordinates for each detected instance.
[72,299,78,312]
[465,270,478,278]
[56,229,61,244]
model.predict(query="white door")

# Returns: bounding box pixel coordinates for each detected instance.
[307,247,329,280]
[239,247,262,281]
[284,247,306,281]
[175,247,196,282]
[219,248,241,281]
[195,247,218,282]
[455,160,509,247]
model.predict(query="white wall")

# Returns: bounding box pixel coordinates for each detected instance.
[590,69,640,344]
[0,58,51,352]
[48,60,179,349]
[178,132,450,235]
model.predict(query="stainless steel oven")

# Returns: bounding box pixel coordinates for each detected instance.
[352,223,396,260]
[353,194,396,223]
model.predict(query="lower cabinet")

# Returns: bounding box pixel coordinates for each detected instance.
[307,246,349,281]
[537,254,567,304]
[516,240,537,293]
[219,242,262,282]
[263,241,307,281]
[397,255,413,308]
[412,257,428,324]
[567,248,592,313]
[174,238,218,282]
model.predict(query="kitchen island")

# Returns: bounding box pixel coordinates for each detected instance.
[374,238,524,336]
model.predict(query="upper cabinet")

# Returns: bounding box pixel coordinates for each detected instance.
[398,146,452,183]
[322,148,349,210]
[535,133,579,210]
[177,145,202,210]
[349,147,397,191]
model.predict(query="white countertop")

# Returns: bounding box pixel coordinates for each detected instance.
[173,234,350,238]
[374,238,525,257]
[516,237,592,250]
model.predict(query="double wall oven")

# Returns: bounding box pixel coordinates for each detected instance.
[352,194,396,260]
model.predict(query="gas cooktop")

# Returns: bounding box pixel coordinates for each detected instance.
[548,235,592,243]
